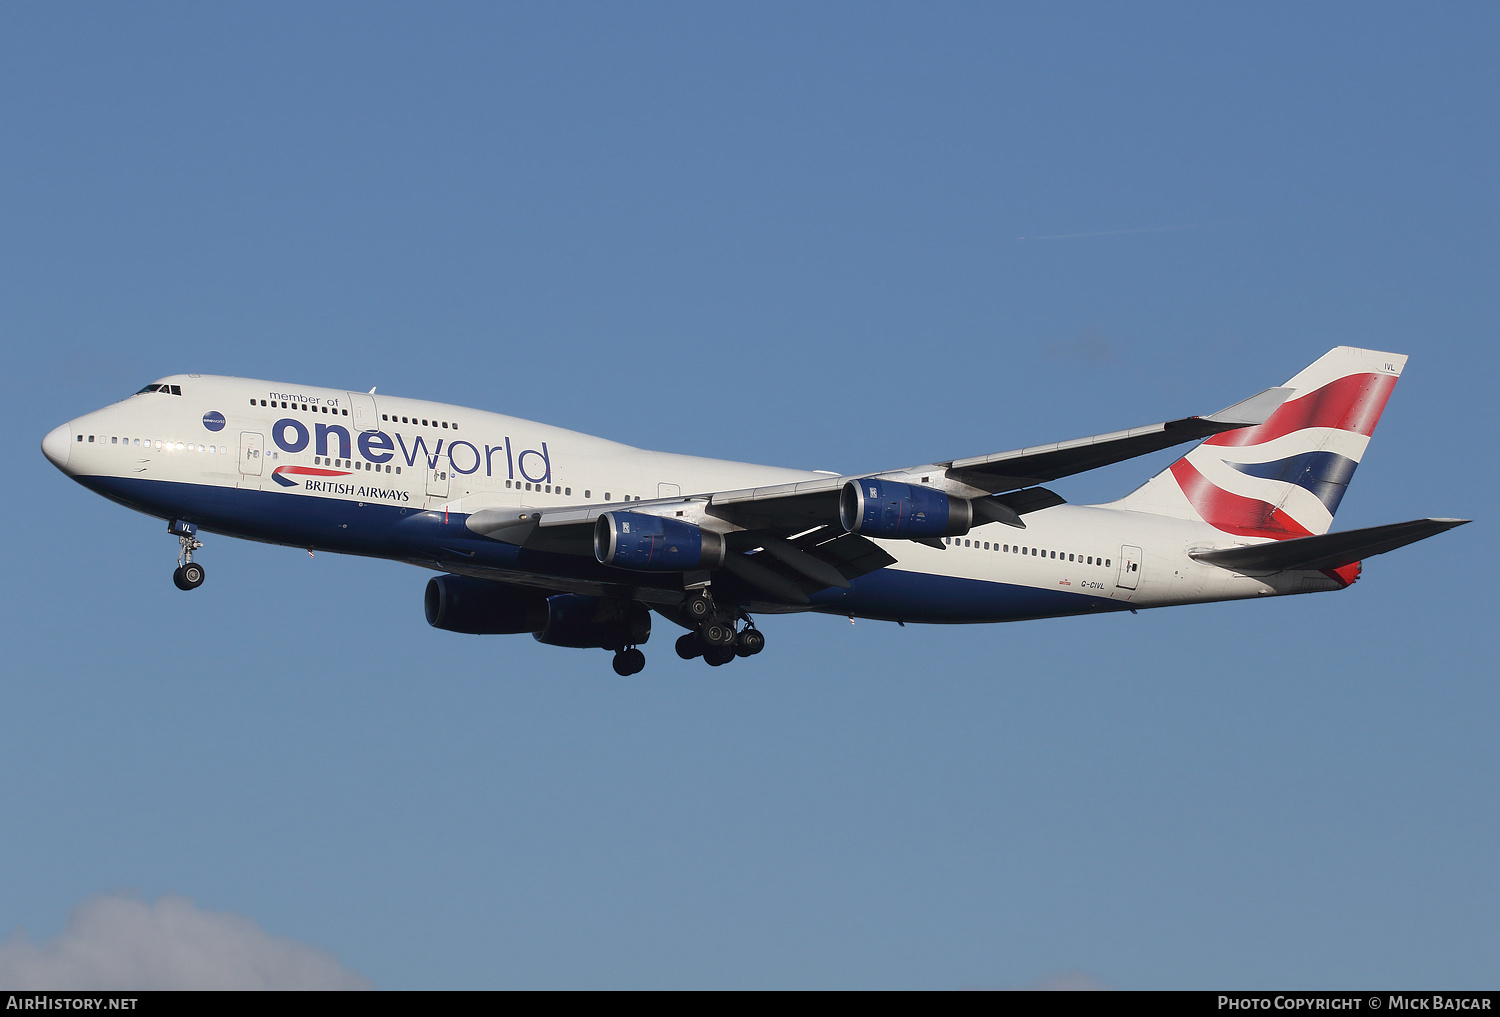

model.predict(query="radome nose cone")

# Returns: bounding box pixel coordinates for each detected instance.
[42,423,72,470]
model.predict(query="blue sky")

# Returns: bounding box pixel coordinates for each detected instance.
[1,2,1495,989]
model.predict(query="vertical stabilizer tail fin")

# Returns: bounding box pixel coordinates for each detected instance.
[1111,347,1406,538]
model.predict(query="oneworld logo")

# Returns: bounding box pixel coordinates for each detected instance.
[269,418,552,482]
[202,410,226,432]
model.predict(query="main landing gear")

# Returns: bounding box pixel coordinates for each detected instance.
[674,591,766,668]
[169,519,206,591]
[612,646,646,676]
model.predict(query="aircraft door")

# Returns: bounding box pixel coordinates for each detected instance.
[346,392,380,432]
[1116,545,1143,590]
[239,432,264,476]
[427,462,450,498]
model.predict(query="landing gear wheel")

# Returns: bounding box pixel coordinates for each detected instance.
[675,633,704,660]
[704,647,736,667]
[169,519,205,591]
[683,593,713,623]
[735,627,765,657]
[701,621,735,647]
[173,562,205,591]
[612,647,646,676]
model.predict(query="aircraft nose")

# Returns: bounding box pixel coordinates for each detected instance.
[42,423,73,471]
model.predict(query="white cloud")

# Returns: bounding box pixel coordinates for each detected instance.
[0,894,370,990]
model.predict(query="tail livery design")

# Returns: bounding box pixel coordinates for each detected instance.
[1117,347,1404,540]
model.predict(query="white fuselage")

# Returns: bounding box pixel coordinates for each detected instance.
[44,374,1328,626]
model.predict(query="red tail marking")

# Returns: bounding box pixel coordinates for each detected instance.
[1321,561,1361,588]
[1206,373,1397,448]
[1169,459,1313,540]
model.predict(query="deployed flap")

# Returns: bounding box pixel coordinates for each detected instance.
[799,531,898,581]
[972,487,1067,528]
[755,536,852,589]
[721,552,811,604]
[1191,518,1469,572]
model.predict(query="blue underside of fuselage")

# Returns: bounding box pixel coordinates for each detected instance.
[81,475,1125,624]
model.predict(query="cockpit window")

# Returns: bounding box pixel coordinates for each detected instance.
[134,384,182,396]
[136,384,162,394]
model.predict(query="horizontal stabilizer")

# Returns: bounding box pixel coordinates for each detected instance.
[1190,518,1469,572]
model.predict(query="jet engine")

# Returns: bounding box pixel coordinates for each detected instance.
[534,594,651,649]
[594,511,727,571]
[424,574,549,634]
[839,478,973,539]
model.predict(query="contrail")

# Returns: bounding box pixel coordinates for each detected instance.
[1017,223,1213,241]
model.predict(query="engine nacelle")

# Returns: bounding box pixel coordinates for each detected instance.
[594,511,727,571]
[839,478,973,539]
[534,594,651,649]
[425,574,549,634]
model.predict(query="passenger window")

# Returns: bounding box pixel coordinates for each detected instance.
[605,493,611,501]
[584,490,591,499]
[565,488,571,496]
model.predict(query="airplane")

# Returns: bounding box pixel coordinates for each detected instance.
[40,346,1467,675]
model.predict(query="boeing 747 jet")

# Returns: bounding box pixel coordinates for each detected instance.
[41,347,1465,674]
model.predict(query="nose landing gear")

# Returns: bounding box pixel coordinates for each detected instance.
[169,519,206,591]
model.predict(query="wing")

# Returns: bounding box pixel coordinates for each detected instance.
[703,385,1290,531]
[460,384,1289,603]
